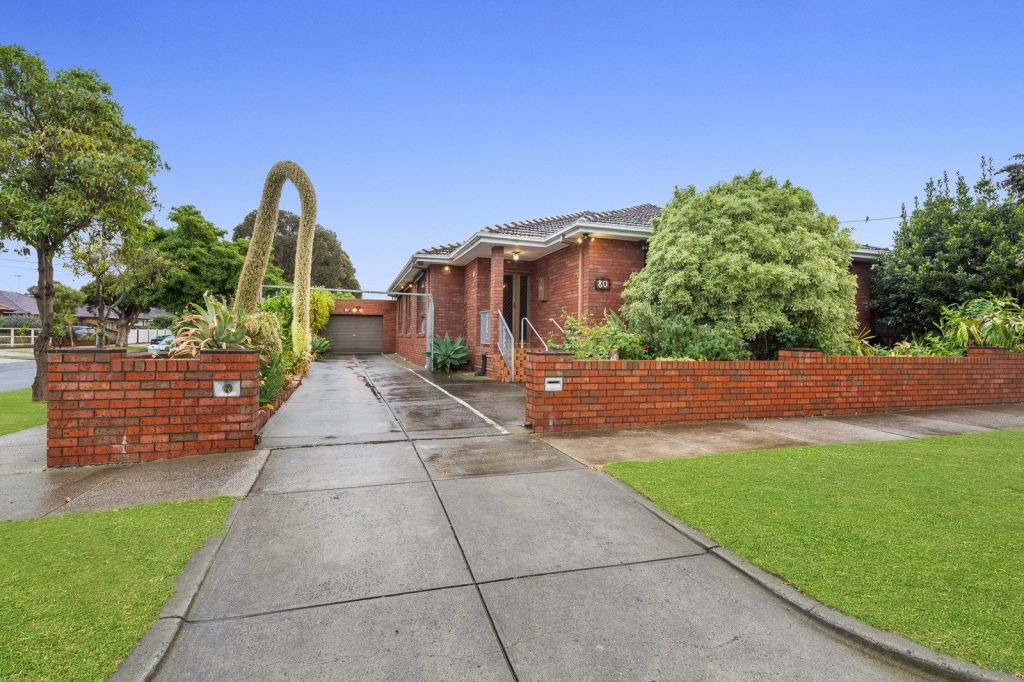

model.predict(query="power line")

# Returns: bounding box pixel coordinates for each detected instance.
[839,215,905,223]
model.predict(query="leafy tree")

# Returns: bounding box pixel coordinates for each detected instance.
[151,205,284,313]
[28,282,83,342]
[998,153,1024,200]
[0,45,163,399]
[234,209,359,291]
[871,160,1024,335]
[71,221,168,346]
[623,171,858,359]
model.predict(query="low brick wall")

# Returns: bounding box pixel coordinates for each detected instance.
[525,347,1024,432]
[47,348,259,467]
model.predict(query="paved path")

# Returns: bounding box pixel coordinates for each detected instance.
[154,355,923,680]
[540,402,1024,466]
[0,425,266,520]
[0,359,34,391]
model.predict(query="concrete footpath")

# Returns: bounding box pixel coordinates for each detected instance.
[145,356,928,680]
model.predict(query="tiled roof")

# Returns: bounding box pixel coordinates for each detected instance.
[0,290,38,316]
[419,243,462,256]
[416,204,661,255]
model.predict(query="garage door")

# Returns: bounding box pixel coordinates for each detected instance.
[325,315,383,353]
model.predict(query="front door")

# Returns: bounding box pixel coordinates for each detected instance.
[502,274,529,342]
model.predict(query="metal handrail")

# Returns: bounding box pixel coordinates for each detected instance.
[520,317,548,351]
[548,318,565,334]
[497,315,515,378]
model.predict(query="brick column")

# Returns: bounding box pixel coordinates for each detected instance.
[488,246,506,379]
[524,351,573,431]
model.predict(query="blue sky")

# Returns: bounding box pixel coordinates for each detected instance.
[1,1,1021,292]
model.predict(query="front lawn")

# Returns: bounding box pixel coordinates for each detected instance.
[0,498,233,681]
[0,388,47,436]
[606,431,1024,675]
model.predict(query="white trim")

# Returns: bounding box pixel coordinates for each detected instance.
[383,354,509,435]
[386,219,654,292]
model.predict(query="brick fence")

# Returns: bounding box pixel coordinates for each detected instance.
[525,347,1024,432]
[47,348,259,467]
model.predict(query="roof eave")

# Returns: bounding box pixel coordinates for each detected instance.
[386,252,451,294]
[851,246,886,263]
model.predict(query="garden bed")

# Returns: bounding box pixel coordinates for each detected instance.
[254,375,303,434]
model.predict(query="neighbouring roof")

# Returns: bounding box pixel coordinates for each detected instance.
[0,290,173,321]
[0,290,38,316]
[416,204,662,255]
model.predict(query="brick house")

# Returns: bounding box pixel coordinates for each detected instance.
[385,204,885,380]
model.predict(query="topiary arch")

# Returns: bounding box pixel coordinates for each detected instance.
[234,160,318,355]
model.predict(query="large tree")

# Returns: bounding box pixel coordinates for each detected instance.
[75,222,168,346]
[233,209,359,291]
[0,45,163,399]
[998,153,1024,200]
[871,159,1024,335]
[151,205,284,313]
[623,171,858,359]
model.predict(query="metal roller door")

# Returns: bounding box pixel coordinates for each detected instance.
[325,315,383,353]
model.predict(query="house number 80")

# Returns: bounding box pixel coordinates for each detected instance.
[595,277,611,291]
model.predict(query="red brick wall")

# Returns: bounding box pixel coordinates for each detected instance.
[851,260,873,332]
[463,258,490,372]
[528,239,644,346]
[582,238,645,320]
[46,349,259,467]
[331,298,396,353]
[531,243,582,344]
[427,264,466,341]
[487,246,506,379]
[525,347,1024,432]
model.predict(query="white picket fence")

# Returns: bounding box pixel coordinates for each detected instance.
[0,328,38,347]
[0,327,171,347]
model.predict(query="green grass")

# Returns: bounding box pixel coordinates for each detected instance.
[0,498,233,681]
[606,431,1024,675]
[0,388,47,436]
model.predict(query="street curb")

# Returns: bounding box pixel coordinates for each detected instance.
[110,500,240,681]
[602,471,1014,681]
[709,547,1015,681]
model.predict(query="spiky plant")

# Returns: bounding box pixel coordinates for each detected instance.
[171,293,251,357]
[234,160,318,356]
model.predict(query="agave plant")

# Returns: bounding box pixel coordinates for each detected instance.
[427,334,470,373]
[171,293,251,357]
[310,335,331,357]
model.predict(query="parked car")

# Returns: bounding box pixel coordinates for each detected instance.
[147,336,174,354]
[150,334,172,344]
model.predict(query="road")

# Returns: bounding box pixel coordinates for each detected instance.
[0,360,36,391]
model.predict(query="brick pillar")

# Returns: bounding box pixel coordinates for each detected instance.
[489,246,505,379]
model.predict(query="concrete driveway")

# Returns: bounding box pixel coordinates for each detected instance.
[152,355,924,680]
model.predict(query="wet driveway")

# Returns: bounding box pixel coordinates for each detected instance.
[152,355,926,680]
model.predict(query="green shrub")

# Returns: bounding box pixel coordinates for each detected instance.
[939,294,1024,351]
[259,352,288,404]
[260,288,334,338]
[309,289,333,333]
[623,172,857,359]
[150,314,175,330]
[552,311,647,360]
[243,311,284,360]
[427,334,470,372]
